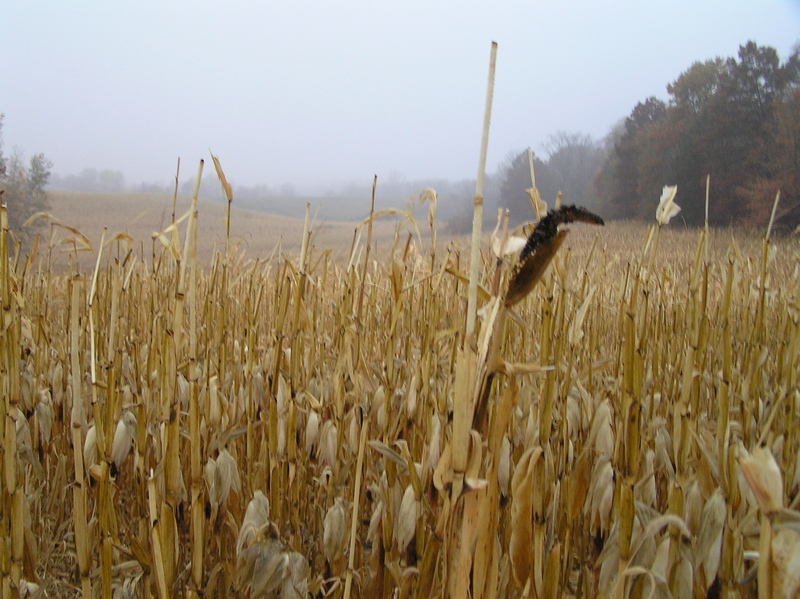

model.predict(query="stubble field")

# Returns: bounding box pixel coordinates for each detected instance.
[1,187,799,599]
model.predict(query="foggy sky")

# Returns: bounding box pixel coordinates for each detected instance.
[3,1,799,192]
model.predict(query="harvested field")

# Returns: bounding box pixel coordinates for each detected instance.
[1,188,799,598]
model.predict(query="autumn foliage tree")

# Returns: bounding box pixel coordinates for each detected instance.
[596,41,800,228]
[596,97,668,220]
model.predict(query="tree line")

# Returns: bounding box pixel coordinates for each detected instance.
[595,41,800,228]
[497,132,608,227]
[50,168,127,194]
[497,41,800,230]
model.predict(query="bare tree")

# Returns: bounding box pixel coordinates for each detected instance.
[542,131,606,209]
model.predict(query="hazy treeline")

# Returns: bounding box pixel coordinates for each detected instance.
[496,132,609,227]
[596,41,800,228]
[50,168,128,193]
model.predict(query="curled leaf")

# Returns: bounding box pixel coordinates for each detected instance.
[655,185,680,226]
[323,497,347,563]
[111,410,137,468]
[237,491,271,555]
[738,445,783,514]
[395,484,418,552]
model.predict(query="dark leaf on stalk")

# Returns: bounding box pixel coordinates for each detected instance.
[517,205,604,264]
[505,230,568,307]
[505,205,603,307]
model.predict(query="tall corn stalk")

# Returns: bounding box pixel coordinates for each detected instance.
[157,159,203,597]
[87,228,118,599]
[445,40,497,599]
[70,273,92,599]
[1,204,26,599]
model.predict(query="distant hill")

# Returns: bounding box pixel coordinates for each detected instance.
[37,191,399,267]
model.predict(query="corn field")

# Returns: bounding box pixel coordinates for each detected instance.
[1,162,800,599]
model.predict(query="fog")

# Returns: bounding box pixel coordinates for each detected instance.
[3,1,798,198]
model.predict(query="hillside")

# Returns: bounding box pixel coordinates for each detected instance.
[38,191,399,266]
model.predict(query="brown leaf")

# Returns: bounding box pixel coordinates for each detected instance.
[210,151,233,203]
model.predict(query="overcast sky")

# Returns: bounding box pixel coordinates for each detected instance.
[2,1,799,192]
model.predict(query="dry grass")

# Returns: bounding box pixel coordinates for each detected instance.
[1,182,800,599]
